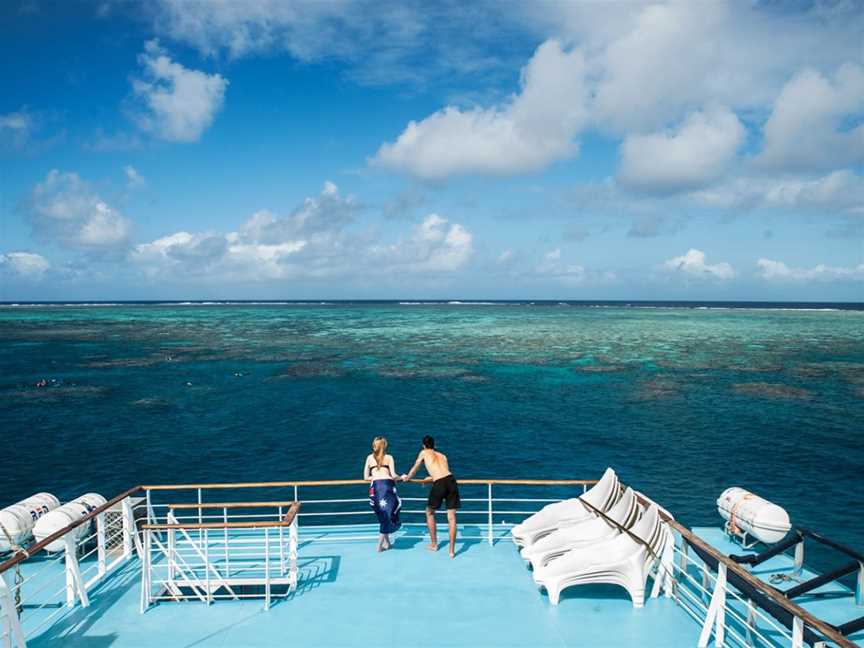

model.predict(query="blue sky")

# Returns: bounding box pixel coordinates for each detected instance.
[1,0,863,301]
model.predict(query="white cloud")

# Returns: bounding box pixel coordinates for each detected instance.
[617,105,744,193]
[368,214,473,273]
[535,248,586,282]
[0,109,33,147]
[124,165,146,188]
[151,1,529,88]
[131,40,228,142]
[694,170,864,213]
[664,249,735,280]
[758,64,864,172]
[534,2,864,134]
[28,170,132,250]
[757,258,864,282]
[0,252,50,278]
[372,40,588,179]
[131,182,473,281]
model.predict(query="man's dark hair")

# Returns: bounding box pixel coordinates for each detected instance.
[422,435,435,449]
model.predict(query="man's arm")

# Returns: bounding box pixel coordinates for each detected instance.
[401,451,425,481]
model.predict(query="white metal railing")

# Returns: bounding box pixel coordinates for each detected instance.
[2,480,855,648]
[140,507,299,612]
[669,537,796,648]
[0,494,145,648]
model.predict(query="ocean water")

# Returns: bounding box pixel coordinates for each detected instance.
[1,302,863,561]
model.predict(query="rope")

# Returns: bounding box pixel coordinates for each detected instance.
[0,519,29,615]
[575,489,677,590]
[728,493,755,536]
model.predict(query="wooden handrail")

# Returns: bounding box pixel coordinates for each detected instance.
[142,478,597,490]
[0,486,143,574]
[146,501,301,530]
[142,520,295,530]
[169,501,299,510]
[632,492,857,648]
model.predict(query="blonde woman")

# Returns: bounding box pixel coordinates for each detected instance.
[364,436,402,552]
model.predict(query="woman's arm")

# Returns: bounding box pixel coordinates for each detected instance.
[363,456,372,480]
[388,455,397,477]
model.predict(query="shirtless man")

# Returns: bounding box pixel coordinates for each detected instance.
[401,436,460,558]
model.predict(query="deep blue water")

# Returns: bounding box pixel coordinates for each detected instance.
[1,301,862,565]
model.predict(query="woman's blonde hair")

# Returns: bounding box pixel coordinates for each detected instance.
[372,436,388,468]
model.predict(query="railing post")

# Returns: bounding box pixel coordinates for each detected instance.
[223,507,230,578]
[264,528,271,611]
[794,541,804,575]
[140,529,151,613]
[168,527,176,582]
[0,570,26,648]
[698,562,726,648]
[278,506,286,575]
[96,512,107,579]
[197,488,203,543]
[792,616,804,648]
[856,561,864,607]
[745,598,757,647]
[122,498,134,560]
[289,516,298,593]
[679,538,689,574]
[487,483,493,546]
[64,535,89,608]
[204,529,211,606]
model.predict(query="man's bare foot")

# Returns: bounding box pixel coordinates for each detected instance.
[426,543,438,552]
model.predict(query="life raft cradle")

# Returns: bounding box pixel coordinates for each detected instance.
[725,527,864,641]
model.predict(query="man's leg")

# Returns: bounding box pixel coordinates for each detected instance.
[426,507,438,550]
[447,509,457,558]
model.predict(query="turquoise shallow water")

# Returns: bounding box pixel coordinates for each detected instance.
[1,302,863,560]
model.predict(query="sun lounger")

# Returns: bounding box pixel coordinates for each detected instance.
[521,487,640,570]
[532,504,671,608]
[511,468,620,548]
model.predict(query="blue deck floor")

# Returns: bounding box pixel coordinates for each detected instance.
[23,523,703,648]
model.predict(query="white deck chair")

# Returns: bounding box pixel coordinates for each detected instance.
[522,487,640,570]
[533,504,670,608]
[511,468,620,548]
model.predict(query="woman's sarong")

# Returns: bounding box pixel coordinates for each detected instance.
[369,479,402,534]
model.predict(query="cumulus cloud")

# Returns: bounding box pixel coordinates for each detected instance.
[368,214,473,273]
[0,109,33,148]
[124,165,146,188]
[130,40,228,142]
[617,105,744,193]
[131,182,473,281]
[27,170,132,250]
[372,40,588,179]
[535,248,585,282]
[694,170,864,213]
[758,64,864,172]
[757,258,864,282]
[664,249,735,280]
[0,251,50,278]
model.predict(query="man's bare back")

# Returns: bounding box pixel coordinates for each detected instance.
[417,448,451,481]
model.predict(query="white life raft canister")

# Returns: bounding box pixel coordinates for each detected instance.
[717,487,791,544]
[0,493,61,553]
[33,493,107,553]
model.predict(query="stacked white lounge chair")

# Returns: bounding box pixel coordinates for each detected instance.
[510,467,621,548]
[513,468,674,608]
[521,486,641,570]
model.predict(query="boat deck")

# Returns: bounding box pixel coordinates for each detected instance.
[22,523,699,648]
[12,523,863,647]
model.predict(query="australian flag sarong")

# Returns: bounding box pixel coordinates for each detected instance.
[369,479,402,534]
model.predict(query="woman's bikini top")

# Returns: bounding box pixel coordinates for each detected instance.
[369,458,393,477]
